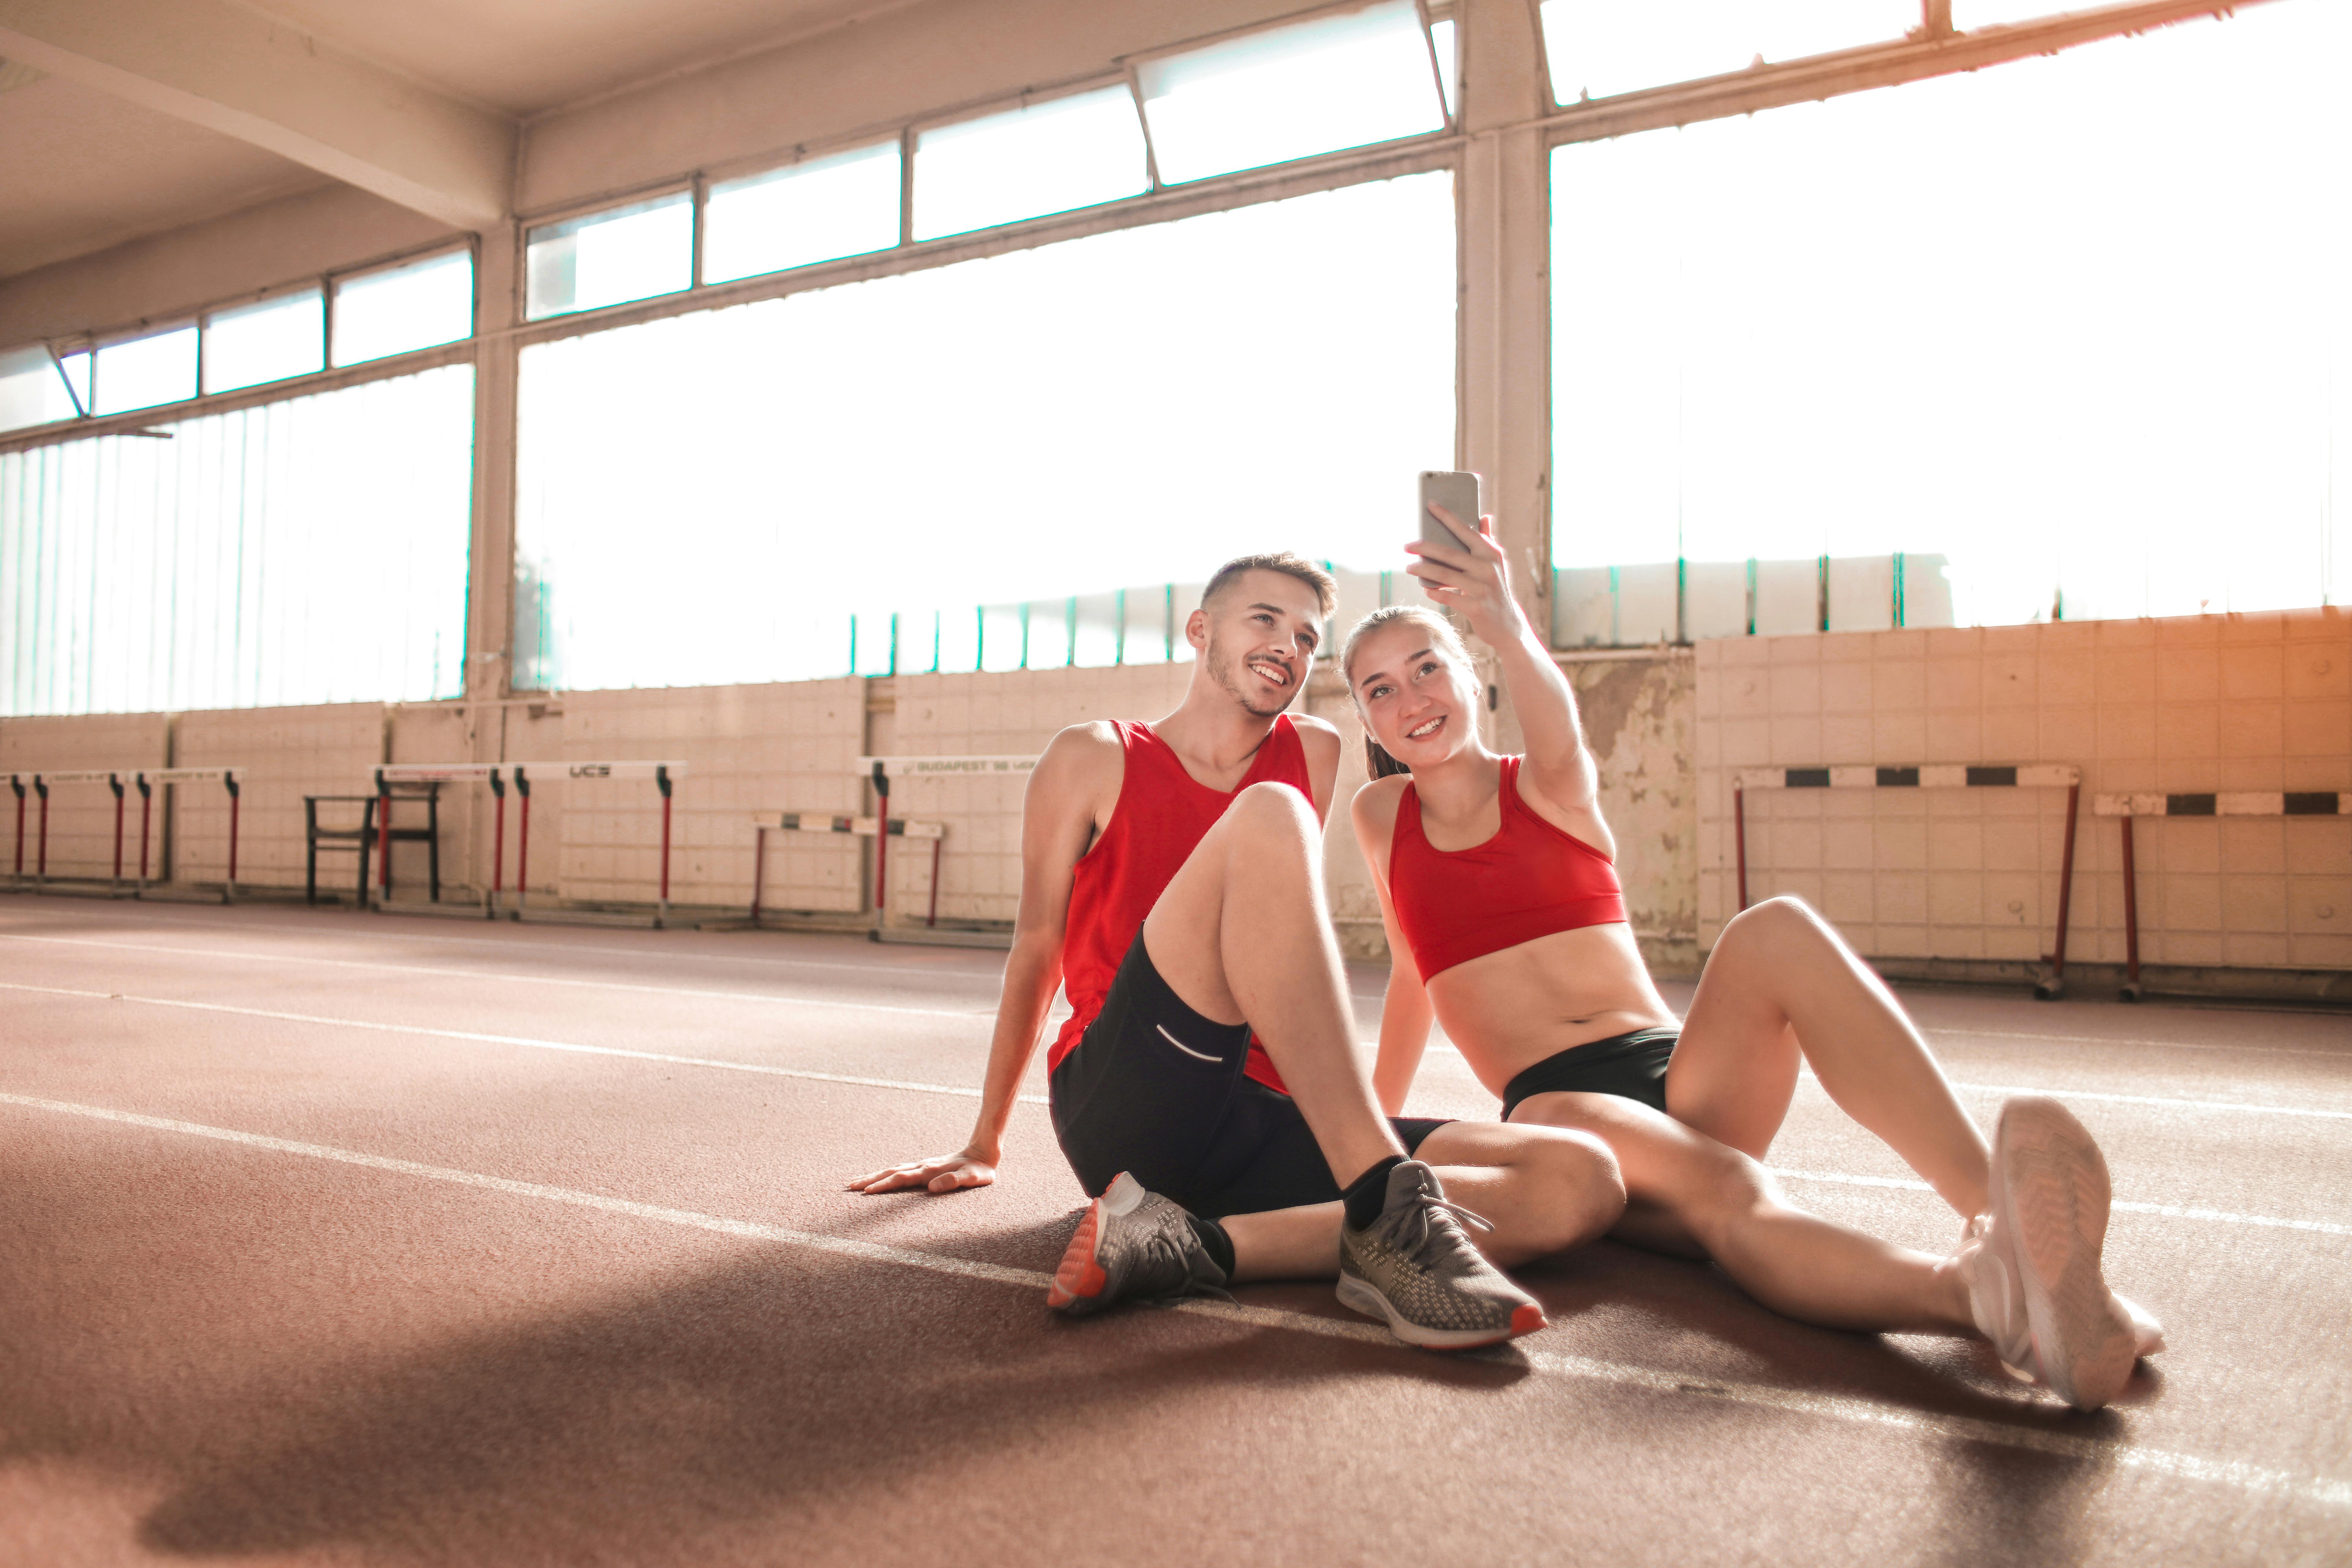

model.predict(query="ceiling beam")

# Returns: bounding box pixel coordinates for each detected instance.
[0,0,513,232]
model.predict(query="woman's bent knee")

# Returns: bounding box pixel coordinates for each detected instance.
[1521,1127,1626,1256]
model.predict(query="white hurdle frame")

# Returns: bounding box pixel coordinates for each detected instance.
[2093,788,2349,1001]
[6,767,245,899]
[851,755,1036,936]
[1734,763,2083,997]
[372,761,690,925]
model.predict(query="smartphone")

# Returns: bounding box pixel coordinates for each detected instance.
[1417,470,1484,556]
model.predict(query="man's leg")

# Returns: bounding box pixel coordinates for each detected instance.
[1140,780,1409,1191]
[1141,781,1623,1276]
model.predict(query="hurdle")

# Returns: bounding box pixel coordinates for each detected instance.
[135,768,247,901]
[371,760,689,925]
[846,754,1037,945]
[2094,789,2349,1002]
[3,768,244,899]
[1734,763,2084,998]
[748,809,946,928]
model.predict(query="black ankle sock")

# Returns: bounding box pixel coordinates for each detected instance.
[1184,1212,1236,1278]
[1342,1155,1405,1231]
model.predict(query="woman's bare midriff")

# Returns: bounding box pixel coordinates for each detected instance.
[1423,923,1678,1099]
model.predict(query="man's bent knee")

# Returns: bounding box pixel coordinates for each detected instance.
[1224,780,1320,844]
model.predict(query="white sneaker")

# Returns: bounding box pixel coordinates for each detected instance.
[1961,1096,2140,1411]
[1956,1214,2165,1380]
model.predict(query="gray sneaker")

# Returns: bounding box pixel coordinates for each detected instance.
[1047,1172,1230,1316]
[1336,1160,1547,1350]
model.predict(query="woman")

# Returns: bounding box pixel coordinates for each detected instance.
[1343,505,2162,1411]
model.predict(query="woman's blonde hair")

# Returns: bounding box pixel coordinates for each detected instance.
[1339,605,1476,778]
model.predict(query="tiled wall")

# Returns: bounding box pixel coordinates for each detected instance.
[1698,610,2352,973]
[175,704,391,893]
[550,681,867,912]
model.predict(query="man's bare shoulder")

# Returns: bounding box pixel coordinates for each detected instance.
[1031,722,1125,796]
[1290,713,1344,750]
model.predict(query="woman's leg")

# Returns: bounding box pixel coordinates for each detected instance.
[1668,896,1991,1219]
[1512,1090,1975,1334]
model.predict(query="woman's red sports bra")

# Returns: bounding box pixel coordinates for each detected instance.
[1387,755,1627,980]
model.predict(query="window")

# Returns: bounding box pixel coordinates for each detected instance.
[0,364,474,715]
[516,172,1455,692]
[913,88,1149,241]
[1137,0,1446,184]
[203,288,324,393]
[1429,16,1459,116]
[704,143,903,284]
[1549,2,2351,637]
[92,325,198,415]
[526,192,694,319]
[1539,0,1915,103]
[0,344,82,433]
[332,249,474,366]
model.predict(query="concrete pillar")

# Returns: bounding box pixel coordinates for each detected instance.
[1456,0,1553,747]
[464,221,520,892]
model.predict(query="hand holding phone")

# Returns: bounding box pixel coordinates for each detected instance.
[1417,470,1483,558]
[1408,469,1518,645]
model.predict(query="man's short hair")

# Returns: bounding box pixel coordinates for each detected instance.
[1201,553,1337,617]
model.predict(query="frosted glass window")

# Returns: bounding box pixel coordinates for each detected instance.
[517,172,1454,692]
[0,344,81,433]
[203,289,324,393]
[704,143,903,284]
[333,250,473,366]
[57,350,90,413]
[526,192,694,319]
[1539,0,1914,102]
[93,325,197,415]
[1,364,474,715]
[1138,1,1445,184]
[1550,2,2352,628]
[1430,18,1458,116]
[913,89,1148,241]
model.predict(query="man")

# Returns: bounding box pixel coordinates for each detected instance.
[850,554,1623,1349]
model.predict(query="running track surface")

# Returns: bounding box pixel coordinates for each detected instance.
[2,894,2346,1567]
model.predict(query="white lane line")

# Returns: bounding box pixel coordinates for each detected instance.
[1923,1027,2349,1061]
[11,982,2345,1237]
[1792,1069,2352,1124]
[2,1088,2342,1512]
[1772,1168,2352,1238]
[0,906,1004,978]
[0,982,1050,1107]
[0,933,994,1020]
[1948,1081,2352,1122]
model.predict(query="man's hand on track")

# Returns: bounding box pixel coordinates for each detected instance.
[846,1150,998,1195]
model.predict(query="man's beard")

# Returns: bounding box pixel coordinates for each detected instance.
[1207,634,1296,718]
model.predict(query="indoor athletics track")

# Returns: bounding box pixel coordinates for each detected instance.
[2,894,2346,1566]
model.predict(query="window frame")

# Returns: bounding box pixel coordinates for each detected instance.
[0,236,480,453]
[1119,0,1459,183]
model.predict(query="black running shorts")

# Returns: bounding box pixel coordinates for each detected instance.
[1050,931,1448,1220]
[1499,1027,1680,1121]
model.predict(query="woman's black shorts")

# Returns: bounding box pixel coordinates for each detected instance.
[1050,931,1448,1220]
[1499,1027,1680,1121]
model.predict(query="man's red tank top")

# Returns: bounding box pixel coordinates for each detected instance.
[1388,755,1627,980]
[1050,716,1311,1091]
